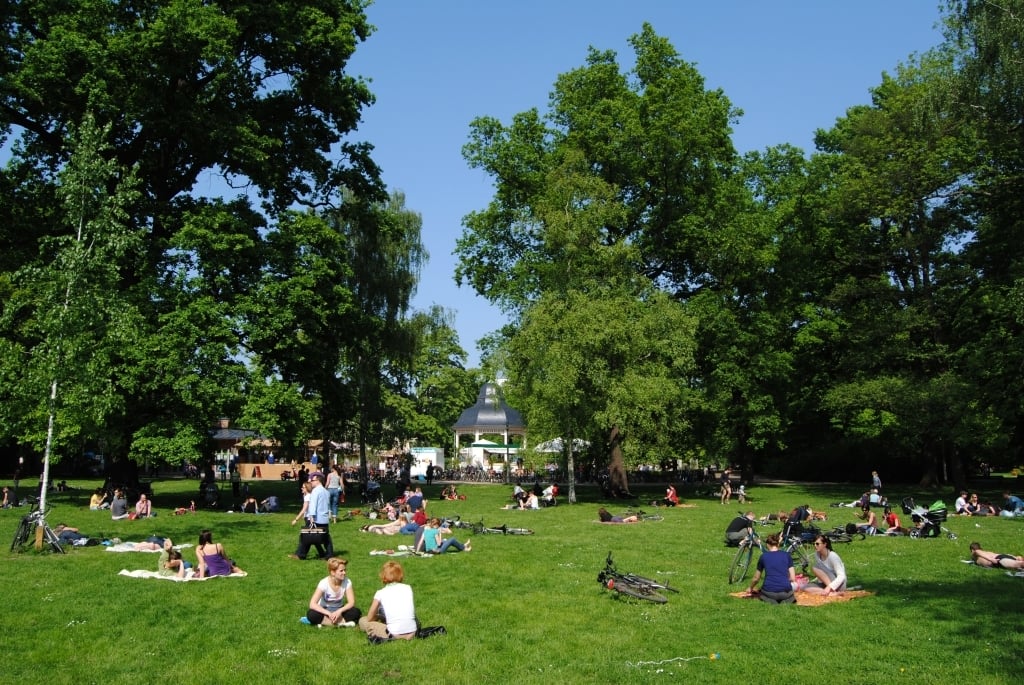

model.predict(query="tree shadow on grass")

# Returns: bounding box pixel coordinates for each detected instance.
[866,572,1024,675]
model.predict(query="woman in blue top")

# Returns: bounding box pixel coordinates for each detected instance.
[746,533,796,604]
[422,517,471,554]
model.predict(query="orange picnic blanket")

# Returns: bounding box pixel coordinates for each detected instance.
[730,589,874,606]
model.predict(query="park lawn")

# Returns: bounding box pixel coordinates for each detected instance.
[2,476,1024,684]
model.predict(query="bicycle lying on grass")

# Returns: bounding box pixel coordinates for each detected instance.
[444,516,534,536]
[727,526,811,584]
[597,551,679,603]
[823,525,866,543]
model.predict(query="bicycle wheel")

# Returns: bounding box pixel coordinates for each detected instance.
[789,541,813,574]
[827,533,854,544]
[42,525,66,554]
[728,543,754,584]
[10,516,33,552]
[610,580,668,604]
[642,514,664,522]
[503,527,534,535]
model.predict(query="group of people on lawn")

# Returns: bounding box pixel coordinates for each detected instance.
[90,487,155,521]
[726,473,1024,604]
[301,557,429,643]
[954,490,1023,517]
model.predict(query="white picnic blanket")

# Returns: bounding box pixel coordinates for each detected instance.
[118,568,247,582]
[105,542,193,553]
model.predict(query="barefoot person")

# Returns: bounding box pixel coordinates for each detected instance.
[969,542,1024,569]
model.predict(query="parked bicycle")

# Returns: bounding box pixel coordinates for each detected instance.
[10,497,65,554]
[471,519,534,536]
[727,527,811,584]
[823,524,865,543]
[597,551,679,603]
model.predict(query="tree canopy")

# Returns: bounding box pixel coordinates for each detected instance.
[458,7,1024,487]
[1,0,475,474]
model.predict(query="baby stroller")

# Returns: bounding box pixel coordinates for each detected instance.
[362,480,384,510]
[901,497,957,539]
[201,481,220,509]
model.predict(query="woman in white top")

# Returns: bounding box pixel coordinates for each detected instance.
[358,560,417,640]
[304,557,361,627]
[805,535,847,596]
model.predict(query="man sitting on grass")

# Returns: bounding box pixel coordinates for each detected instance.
[724,511,755,546]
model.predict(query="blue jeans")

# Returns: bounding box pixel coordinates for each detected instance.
[328,489,341,518]
[439,538,465,553]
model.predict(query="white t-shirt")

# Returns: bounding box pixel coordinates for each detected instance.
[317,576,352,611]
[374,583,416,635]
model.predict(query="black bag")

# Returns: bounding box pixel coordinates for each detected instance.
[300,527,326,545]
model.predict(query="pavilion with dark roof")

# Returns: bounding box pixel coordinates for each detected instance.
[452,383,526,467]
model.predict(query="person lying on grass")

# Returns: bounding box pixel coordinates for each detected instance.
[598,507,638,523]
[361,519,404,535]
[969,542,1024,569]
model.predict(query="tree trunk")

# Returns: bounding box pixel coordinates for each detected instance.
[566,429,577,504]
[608,425,631,497]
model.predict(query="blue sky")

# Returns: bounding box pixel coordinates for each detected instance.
[346,1,948,368]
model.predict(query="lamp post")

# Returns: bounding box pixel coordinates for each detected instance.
[505,419,511,484]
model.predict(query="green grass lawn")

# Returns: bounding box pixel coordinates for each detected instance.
[3,476,1024,684]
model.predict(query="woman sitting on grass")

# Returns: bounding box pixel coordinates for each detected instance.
[882,506,904,535]
[359,560,418,641]
[804,535,847,596]
[746,532,795,604]
[195,530,244,577]
[422,517,470,554]
[303,557,362,627]
[157,539,186,578]
[856,503,878,535]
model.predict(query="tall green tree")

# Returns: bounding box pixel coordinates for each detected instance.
[390,306,478,452]
[507,289,696,501]
[0,115,143,479]
[769,52,979,483]
[327,191,426,477]
[458,25,760,483]
[944,0,1024,468]
[0,0,383,468]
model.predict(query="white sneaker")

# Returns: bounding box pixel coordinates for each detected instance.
[340,620,356,628]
